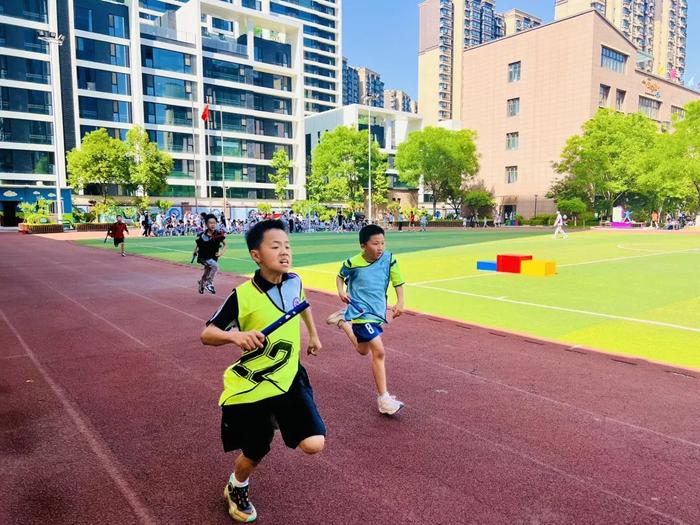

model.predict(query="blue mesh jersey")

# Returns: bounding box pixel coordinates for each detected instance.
[338,252,405,324]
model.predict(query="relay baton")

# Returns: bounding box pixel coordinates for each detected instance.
[103,230,110,244]
[190,253,196,264]
[348,298,365,315]
[261,300,310,337]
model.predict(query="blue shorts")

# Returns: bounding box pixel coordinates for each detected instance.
[352,322,383,343]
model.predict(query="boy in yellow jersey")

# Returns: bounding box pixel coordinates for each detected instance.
[201,220,325,523]
[327,224,406,415]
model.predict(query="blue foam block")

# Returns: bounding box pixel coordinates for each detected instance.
[476,261,498,271]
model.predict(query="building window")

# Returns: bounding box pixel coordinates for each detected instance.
[506,132,519,150]
[671,105,686,120]
[639,96,661,120]
[507,98,520,117]
[601,46,627,73]
[506,166,518,184]
[508,61,521,82]
[599,84,610,107]
[615,89,626,111]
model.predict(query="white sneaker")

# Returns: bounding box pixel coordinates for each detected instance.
[377,393,404,415]
[326,308,346,327]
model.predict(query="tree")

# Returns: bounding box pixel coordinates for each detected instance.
[651,101,700,207]
[556,197,587,225]
[270,148,293,206]
[462,185,496,217]
[125,126,173,197]
[132,196,151,213]
[257,203,273,216]
[307,126,388,210]
[66,128,129,203]
[394,127,479,216]
[553,109,657,215]
[156,199,173,215]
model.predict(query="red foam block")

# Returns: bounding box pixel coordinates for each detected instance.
[496,254,533,273]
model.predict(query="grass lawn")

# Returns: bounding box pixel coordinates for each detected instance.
[79,228,700,370]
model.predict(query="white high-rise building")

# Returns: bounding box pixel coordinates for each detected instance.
[0,0,343,220]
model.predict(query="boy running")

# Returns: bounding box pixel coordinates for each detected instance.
[326,224,405,415]
[194,214,226,294]
[107,215,129,256]
[201,220,325,523]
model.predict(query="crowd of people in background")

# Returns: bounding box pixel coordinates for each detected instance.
[132,209,373,238]
[126,206,694,237]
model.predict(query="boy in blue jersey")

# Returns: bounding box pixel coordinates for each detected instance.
[327,224,406,415]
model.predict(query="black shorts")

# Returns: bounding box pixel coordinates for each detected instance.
[113,237,124,247]
[220,366,325,462]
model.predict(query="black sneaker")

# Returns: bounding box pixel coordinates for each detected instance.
[205,283,216,294]
[224,482,257,522]
[198,280,205,294]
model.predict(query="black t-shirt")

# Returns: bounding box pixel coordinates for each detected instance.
[196,231,225,261]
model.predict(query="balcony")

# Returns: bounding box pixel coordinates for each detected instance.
[202,32,248,58]
[141,24,196,47]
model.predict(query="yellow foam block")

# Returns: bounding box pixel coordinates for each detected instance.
[520,260,556,276]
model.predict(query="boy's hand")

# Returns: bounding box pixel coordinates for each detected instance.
[339,291,351,304]
[306,335,322,356]
[231,330,266,351]
[390,302,404,319]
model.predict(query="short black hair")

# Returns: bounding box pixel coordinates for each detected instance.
[359,224,385,245]
[246,219,286,250]
[204,213,217,223]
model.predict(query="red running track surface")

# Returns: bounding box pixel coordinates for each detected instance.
[1,234,699,525]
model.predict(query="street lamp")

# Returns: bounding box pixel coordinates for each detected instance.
[37,30,65,224]
[366,94,380,223]
[534,194,538,218]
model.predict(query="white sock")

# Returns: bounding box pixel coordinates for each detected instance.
[230,472,249,488]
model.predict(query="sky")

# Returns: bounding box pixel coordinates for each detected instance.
[342,1,700,100]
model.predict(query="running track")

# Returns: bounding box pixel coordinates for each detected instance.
[1,234,699,525]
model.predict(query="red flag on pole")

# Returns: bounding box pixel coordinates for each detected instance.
[201,104,210,121]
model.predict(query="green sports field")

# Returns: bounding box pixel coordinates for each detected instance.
[79,229,700,369]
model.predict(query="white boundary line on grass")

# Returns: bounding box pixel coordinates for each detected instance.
[410,283,700,333]
[412,246,700,285]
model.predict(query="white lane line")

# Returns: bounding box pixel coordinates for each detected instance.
[410,283,700,333]
[67,245,700,452]
[558,247,699,267]
[304,292,700,450]
[304,361,688,524]
[412,246,699,285]
[0,310,158,525]
[25,272,218,391]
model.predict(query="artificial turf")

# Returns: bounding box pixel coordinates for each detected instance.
[79,228,700,369]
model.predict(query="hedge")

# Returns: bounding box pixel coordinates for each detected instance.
[76,223,112,232]
[18,223,64,234]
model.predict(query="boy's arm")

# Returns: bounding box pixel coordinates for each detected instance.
[201,324,265,351]
[200,290,265,351]
[390,284,405,318]
[335,275,350,303]
[389,256,405,318]
[300,308,322,356]
[216,239,227,257]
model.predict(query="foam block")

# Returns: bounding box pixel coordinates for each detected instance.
[476,261,498,271]
[520,260,556,276]
[496,254,533,273]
